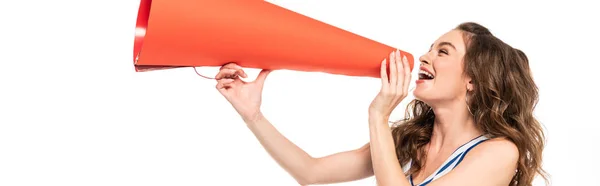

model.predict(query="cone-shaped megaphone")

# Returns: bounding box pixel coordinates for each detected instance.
[133,0,414,78]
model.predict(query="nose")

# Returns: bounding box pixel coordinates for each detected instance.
[419,54,430,66]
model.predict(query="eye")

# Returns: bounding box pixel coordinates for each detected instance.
[438,49,449,55]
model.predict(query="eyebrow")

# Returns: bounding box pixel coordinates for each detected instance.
[429,41,457,51]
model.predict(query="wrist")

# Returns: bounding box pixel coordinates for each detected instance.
[243,111,265,126]
[369,110,390,120]
[369,112,390,124]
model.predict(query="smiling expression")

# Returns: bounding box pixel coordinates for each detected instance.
[414,30,472,104]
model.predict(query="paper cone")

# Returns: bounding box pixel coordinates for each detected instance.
[133,0,414,78]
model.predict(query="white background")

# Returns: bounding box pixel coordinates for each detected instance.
[1,0,599,185]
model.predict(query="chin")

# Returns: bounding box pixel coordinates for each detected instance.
[414,80,431,94]
[413,85,438,106]
[413,87,430,102]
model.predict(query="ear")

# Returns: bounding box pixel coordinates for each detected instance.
[466,77,474,92]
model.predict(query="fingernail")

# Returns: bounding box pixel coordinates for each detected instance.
[403,55,408,61]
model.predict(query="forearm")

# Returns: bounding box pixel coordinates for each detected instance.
[245,112,316,183]
[368,114,410,186]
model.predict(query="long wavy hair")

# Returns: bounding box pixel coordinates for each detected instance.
[390,22,549,186]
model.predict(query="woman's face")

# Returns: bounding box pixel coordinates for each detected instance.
[414,29,472,105]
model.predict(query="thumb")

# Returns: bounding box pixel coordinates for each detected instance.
[254,69,272,84]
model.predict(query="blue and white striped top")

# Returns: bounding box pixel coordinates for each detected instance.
[402,135,489,186]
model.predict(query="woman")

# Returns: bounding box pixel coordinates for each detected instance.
[214,22,548,186]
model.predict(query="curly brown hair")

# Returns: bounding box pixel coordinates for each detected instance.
[390,22,549,186]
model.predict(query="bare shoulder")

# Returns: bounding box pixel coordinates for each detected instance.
[427,137,519,186]
[455,137,519,183]
[470,137,519,164]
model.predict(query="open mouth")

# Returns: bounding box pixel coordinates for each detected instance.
[418,70,435,80]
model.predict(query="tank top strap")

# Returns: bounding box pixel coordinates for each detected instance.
[406,135,490,186]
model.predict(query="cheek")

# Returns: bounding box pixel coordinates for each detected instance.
[434,65,465,93]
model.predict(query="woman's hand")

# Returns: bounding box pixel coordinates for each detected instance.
[215,63,271,123]
[369,50,412,119]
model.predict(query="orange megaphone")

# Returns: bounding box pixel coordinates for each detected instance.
[133,0,414,78]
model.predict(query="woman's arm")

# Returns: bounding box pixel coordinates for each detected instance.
[246,113,374,185]
[368,115,411,186]
[213,63,373,185]
[367,51,413,186]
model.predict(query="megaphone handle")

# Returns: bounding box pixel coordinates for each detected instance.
[193,67,215,79]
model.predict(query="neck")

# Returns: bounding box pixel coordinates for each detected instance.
[428,100,482,152]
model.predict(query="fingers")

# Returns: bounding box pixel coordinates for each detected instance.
[380,59,389,92]
[215,68,240,80]
[220,62,242,71]
[216,78,235,89]
[389,51,397,89]
[395,50,404,95]
[402,55,411,96]
[381,50,411,99]
[228,63,248,78]
[217,62,247,79]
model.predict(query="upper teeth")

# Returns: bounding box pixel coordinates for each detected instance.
[419,70,434,78]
